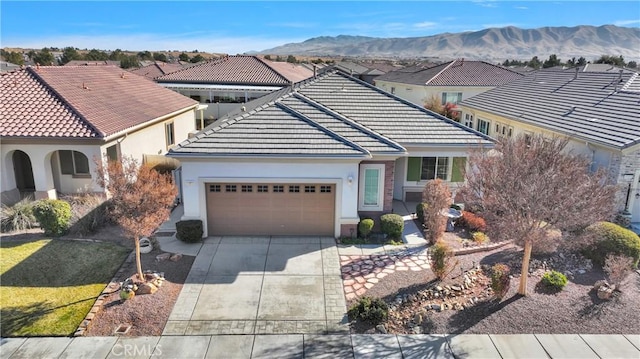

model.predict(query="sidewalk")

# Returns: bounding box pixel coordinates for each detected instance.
[3,333,639,358]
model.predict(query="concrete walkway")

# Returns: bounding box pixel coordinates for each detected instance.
[393,200,426,245]
[3,333,639,358]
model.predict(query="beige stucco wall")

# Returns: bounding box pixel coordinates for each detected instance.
[374,80,492,108]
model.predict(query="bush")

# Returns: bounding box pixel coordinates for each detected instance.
[540,270,567,292]
[430,240,457,280]
[380,214,403,240]
[583,221,640,268]
[32,199,72,237]
[64,194,112,236]
[604,254,634,288]
[491,264,511,299]
[176,220,203,243]
[458,211,487,232]
[422,179,451,244]
[416,202,427,225]
[358,218,374,239]
[1,198,36,233]
[471,231,489,244]
[347,296,388,325]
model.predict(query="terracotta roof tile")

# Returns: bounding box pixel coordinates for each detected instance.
[129,62,185,80]
[1,66,197,139]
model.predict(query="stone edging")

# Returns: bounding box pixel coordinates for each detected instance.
[74,250,135,336]
[452,240,512,256]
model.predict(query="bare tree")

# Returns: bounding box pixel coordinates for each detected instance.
[422,179,451,244]
[96,156,177,280]
[461,134,615,295]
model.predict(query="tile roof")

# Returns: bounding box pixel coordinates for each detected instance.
[129,61,184,80]
[170,70,492,158]
[375,59,523,87]
[1,66,197,139]
[459,71,640,150]
[65,60,121,67]
[156,55,313,85]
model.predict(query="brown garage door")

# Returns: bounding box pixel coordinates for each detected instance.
[206,183,335,236]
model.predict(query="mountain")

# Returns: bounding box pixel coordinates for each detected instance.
[259,25,640,61]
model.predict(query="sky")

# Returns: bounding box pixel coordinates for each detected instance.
[1,1,639,54]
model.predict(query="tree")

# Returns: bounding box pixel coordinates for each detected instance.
[32,48,55,65]
[576,57,587,66]
[594,54,625,67]
[527,56,542,69]
[153,52,168,62]
[422,179,451,244]
[542,54,562,68]
[627,61,637,69]
[461,135,616,296]
[59,46,81,64]
[109,49,123,61]
[264,55,272,60]
[85,49,109,61]
[190,54,205,63]
[286,55,297,63]
[137,51,153,61]
[424,94,459,121]
[0,50,24,65]
[96,156,177,280]
[120,55,140,69]
[178,52,190,62]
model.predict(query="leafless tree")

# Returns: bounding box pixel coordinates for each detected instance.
[460,134,615,295]
[96,156,177,280]
[422,179,451,244]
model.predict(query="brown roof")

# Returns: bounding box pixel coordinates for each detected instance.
[65,60,121,67]
[157,55,313,85]
[1,66,197,139]
[376,59,523,87]
[129,61,184,80]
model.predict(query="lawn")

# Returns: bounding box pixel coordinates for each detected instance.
[0,237,130,336]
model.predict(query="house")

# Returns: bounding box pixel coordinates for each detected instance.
[0,65,198,205]
[64,60,121,67]
[334,61,399,84]
[155,55,314,128]
[129,61,185,80]
[1,61,21,73]
[458,69,640,225]
[374,59,524,109]
[167,69,493,238]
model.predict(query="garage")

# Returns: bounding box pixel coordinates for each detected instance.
[206,183,335,236]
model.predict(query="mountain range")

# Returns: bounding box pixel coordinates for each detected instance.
[259,25,640,61]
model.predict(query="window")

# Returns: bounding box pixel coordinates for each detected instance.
[225,185,237,192]
[463,113,474,128]
[477,119,490,135]
[106,144,119,162]
[320,185,332,193]
[273,185,284,193]
[257,185,268,193]
[304,185,316,193]
[241,185,252,193]
[442,92,463,105]
[289,185,300,193]
[407,156,467,183]
[58,150,90,177]
[359,164,385,211]
[165,122,175,147]
[209,184,221,192]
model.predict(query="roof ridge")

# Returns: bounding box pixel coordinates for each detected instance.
[25,67,104,137]
[275,101,370,156]
[291,92,406,153]
[424,60,456,85]
[156,56,226,80]
[254,56,292,85]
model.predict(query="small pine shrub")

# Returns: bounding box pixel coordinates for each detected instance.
[358,218,374,239]
[347,296,388,325]
[430,240,457,280]
[458,211,487,232]
[540,270,567,292]
[583,222,640,268]
[1,198,36,233]
[32,199,72,237]
[416,202,427,225]
[490,264,511,299]
[471,231,489,244]
[176,220,203,243]
[380,214,404,240]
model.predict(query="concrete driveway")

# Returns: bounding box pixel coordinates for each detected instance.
[163,236,348,336]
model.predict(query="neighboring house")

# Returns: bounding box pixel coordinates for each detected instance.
[0,65,198,205]
[155,55,314,128]
[1,61,21,73]
[129,61,185,80]
[374,59,524,109]
[168,70,493,238]
[458,69,640,225]
[335,61,399,84]
[64,60,121,67]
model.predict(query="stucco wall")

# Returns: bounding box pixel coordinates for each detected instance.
[177,158,361,238]
[358,160,395,223]
[374,80,492,108]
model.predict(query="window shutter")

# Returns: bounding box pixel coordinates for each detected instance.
[407,157,421,181]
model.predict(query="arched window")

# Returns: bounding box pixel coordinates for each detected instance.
[59,150,90,177]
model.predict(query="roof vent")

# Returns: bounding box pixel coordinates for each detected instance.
[574,66,579,79]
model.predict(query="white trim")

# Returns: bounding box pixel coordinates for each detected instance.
[358,164,385,211]
[159,83,283,92]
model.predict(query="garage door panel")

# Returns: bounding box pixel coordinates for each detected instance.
[206,183,335,236]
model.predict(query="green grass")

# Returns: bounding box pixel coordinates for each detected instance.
[0,238,130,336]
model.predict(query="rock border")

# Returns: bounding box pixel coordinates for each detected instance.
[452,240,512,256]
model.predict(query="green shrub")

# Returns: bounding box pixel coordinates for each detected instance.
[490,264,511,299]
[32,199,72,237]
[416,202,427,225]
[471,231,490,244]
[176,220,203,243]
[358,218,374,239]
[380,213,404,240]
[583,222,640,268]
[540,270,568,292]
[430,240,457,280]
[347,296,388,325]
[1,198,36,233]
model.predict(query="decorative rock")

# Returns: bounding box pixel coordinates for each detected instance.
[136,282,158,295]
[376,324,388,334]
[436,286,443,291]
[170,253,183,262]
[156,253,171,261]
[593,279,608,290]
[431,304,442,311]
[451,285,462,292]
